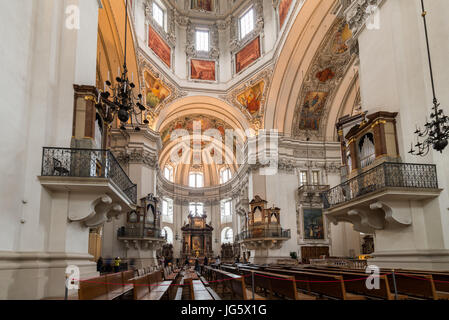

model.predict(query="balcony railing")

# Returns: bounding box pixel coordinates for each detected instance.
[322,162,438,209]
[41,147,137,204]
[235,228,291,242]
[117,227,166,240]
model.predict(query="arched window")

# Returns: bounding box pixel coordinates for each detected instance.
[164,165,174,182]
[162,198,173,223]
[359,133,375,169]
[220,199,232,223]
[221,227,234,244]
[220,167,232,184]
[189,172,203,188]
[161,226,173,244]
[189,202,204,216]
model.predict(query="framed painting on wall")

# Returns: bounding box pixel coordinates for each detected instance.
[190,59,216,81]
[191,0,214,11]
[279,0,293,29]
[303,208,325,240]
[148,26,171,68]
[235,37,261,73]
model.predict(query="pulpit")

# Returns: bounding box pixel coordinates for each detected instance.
[181,213,214,262]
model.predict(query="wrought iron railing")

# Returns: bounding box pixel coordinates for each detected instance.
[117,226,165,239]
[41,147,137,204]
[235,228,291,242]
[322,162,438,209]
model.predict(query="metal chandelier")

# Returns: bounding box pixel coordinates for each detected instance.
[95,0,149,131]
[409,0,449,156]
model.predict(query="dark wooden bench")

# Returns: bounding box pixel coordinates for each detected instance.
[304,265,449,300]
[78,271,136,300]
[78,275,109,300]
[239,268,315,300]
[294,267,406,300]
[132,271,172,300]
[212,268,266,300]
[148,270,173,300]
[183,278,216,300]
[264,268,365,300]
[106,272,133,299]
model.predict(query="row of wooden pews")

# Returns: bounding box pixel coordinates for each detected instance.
[283,265,449,300]
[131,270,173,300]
[225,264,374,300]
[78,270,134,300]
[175,267,221,300]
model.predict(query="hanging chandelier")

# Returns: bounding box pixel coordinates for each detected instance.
[409,0,449,156]
[94,0,149,131]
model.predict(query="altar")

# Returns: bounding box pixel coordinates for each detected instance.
[181,213,214,262]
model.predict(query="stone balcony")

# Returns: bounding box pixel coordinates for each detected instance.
[322,162,441,233]
[38,147,137,227]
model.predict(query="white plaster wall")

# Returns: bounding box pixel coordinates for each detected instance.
[0,0,99,253]
[264,172,299,259]
[358,0,449,251]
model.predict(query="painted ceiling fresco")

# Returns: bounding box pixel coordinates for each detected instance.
[237,80,265,116]
[160,115,232,147]
[144,70,170,109]
[298,92,328,131]
[293,20,354,137]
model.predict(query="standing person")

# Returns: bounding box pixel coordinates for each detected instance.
[216,255,221,265]
[96,257,103,273]
[194,258,200,272]
[184,257,190,266]
[203,256,208,266]
[114,257,121,273]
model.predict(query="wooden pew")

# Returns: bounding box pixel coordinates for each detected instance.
[287,267,404,300]
[106,272,132,299]
[132,271,172,300]
[78,275,109,300]
[303,265,449,300]
[212,268,265,300]
[148,270,173,300]
[382,269,449,299]
[239,268,315,300]
[264,268,365,300]
[132,274,152,300]
[184,278,214,300]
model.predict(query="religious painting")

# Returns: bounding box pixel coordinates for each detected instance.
[148,26,171,67]
[144,70,170,108]
[191,0,213,11]
[298,92,328,131]
[191,59,216,81]
[303,209,324,240]
[236,37,261,73]
[192,236,202,251]
[279,0,293,28]
[316,67,335,83]
[237,81,265,115]
[331,23,352,54]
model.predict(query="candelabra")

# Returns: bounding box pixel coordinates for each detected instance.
[94,0,151,131]
[409,0,449,156]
